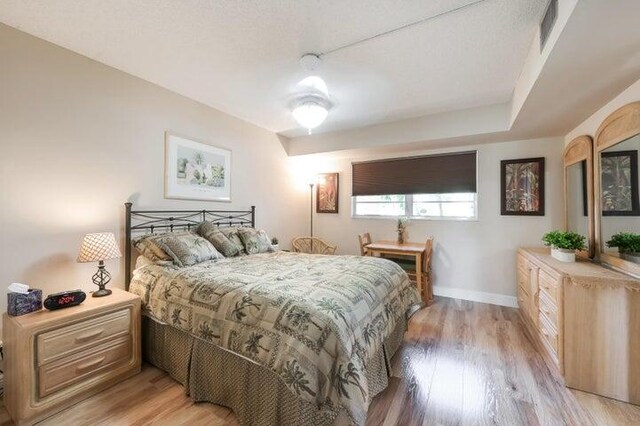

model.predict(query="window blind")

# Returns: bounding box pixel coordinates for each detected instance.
[352,151,477,196]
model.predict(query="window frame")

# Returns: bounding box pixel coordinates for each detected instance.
[351,193,479,221]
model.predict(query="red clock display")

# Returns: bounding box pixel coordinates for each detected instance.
[44,290,86,310]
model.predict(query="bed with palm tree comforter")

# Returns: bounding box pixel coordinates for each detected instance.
[129,251,421,425]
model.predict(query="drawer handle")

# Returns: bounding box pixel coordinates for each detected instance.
[76,356,106,373]
[75,329,105,343]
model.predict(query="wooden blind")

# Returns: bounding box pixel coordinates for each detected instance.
[352,151,477,196]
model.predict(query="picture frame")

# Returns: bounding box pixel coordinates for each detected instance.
[501,157,545,216]
[316,173,339,213]
[165,132,231,202]
[601,150,640,216]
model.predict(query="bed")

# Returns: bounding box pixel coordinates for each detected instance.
[124,203,421,426]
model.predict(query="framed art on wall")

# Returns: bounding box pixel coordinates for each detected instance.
[316,173,339,213]
[601,150,640,216]
[165,132,231,202]
[501,157,545,216]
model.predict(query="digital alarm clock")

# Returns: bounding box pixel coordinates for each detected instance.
[44,290,86,310]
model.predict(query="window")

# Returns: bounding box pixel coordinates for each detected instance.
[353,193,477,220]
[351,151,478,220]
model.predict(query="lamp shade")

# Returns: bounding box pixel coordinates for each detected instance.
[77,232,121,263]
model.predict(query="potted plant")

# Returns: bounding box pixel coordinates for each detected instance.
[542,231,586,262]
[271,237,280,251]
[606,232,640,263]
[397,218,409,244]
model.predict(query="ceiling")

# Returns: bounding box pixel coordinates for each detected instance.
[0,0,548,137]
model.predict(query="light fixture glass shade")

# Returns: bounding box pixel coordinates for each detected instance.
[292,101,328,131]
[77,232,121,263]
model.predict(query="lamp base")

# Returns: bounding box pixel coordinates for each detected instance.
[91,261,112,297]
[92,288,112,298]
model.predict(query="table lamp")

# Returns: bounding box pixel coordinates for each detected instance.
[77,232,121,297]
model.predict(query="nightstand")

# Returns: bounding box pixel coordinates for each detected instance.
[3,289,141,426]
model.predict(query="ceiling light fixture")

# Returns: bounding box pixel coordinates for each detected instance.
[292,97,329,133]
[291,54,331,134]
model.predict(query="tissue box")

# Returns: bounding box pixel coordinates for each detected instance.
[8,289,43,316]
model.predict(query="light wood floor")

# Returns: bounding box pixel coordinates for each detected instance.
[2,297,640,425]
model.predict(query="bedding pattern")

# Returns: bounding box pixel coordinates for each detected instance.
[237,227,274,254]
[130,251,420,425]
[197,222,240,257]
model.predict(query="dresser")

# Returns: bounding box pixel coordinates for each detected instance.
[3,289,141,426]
[517,248,640,404]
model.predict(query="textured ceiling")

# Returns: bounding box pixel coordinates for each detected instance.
[0,0,547,136]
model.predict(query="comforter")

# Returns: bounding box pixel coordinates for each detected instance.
[129,251,420,425]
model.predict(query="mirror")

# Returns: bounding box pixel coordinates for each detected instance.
[600,133,640,261]
[564,136,594,257]
[595,102,640,276]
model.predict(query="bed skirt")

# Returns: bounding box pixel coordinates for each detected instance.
[142,312,408,426]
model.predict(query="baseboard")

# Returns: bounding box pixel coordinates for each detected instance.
[432,286,518,308]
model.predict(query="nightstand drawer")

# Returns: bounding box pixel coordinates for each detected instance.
[37,308,131,365]
[38,336,131,398]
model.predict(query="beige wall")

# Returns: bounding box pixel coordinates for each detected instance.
[0,24,306,324]
[292,137,564,306]
[565,78,640,144]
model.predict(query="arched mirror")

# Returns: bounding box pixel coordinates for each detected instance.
[595,102,640,276]
[564,135,594,258]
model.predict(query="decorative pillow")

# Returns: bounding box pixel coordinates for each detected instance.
[132,232,191,265]
[219,227,247,255]
[154,233,224,267]
[237,228,274,255]
[197,222,239,257]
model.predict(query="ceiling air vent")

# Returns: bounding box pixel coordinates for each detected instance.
[540,0,558,51]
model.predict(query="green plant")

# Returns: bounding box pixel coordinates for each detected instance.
[271,237,279,245]
[397,217,409,231]
[606,232,640,254]
[542,231,586,251]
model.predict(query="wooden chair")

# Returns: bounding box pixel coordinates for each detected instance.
[358,232,372,256]
[291,237,337,255]
[422,237,434,302]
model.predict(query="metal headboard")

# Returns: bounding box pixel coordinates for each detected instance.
[124,202,255,290]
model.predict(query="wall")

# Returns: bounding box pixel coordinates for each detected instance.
[565,78,640,144]
[0,24,307,323]
[292,137,564,306]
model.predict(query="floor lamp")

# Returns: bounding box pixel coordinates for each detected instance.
[309,182,314,252]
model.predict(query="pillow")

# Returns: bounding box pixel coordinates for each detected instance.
[219,227,247,255]
[132,232,190,265]
[197,222,239,257]
[154,233,224,267]
[237,228,274,255]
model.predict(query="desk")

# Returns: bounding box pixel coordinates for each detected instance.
[366,240,431,303]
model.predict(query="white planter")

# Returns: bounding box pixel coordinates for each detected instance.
[621,252,640,264]
[271,244,280,251]
[551,247,576,263]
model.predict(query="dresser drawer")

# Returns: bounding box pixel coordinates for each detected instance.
[539,313,560,365]
[38,336,131,398]
[37,308,131,365]
[517,269,529,292]
[517,285,530,318]
[538,269,560,304]
[517,254,529,272]
[539,290,559,329]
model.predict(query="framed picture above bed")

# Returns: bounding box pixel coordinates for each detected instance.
[316,172,339,213]
[500,157,545,216]
[165,132,231,202]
